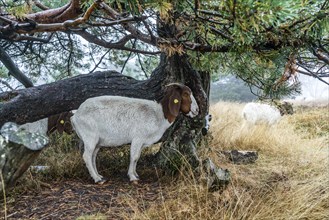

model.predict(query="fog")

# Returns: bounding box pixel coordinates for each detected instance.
[210,74,329,105]
[294,75,328,100]
[285,75,329,106]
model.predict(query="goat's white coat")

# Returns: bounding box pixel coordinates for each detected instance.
[19,118,48,135]
[71,95,198,183]
[187,94,199,117]
[242,102,281,125]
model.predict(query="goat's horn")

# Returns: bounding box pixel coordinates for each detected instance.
[165,83,184,87]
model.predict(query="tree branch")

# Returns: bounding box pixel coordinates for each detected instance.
[87,16,148,27]
[137,53,149,78]
[312,48,329,65]
[13,2,96,34]
[198,9,228,19]
[121,39,137,74]
[297,65,329,85]
[209,26,234,41]
[88,49,111,74]
[98,2,155,46]
[32,0,50,10]
[181,35,309,52]
[26,0,81,24]
[9,33,53,43]
[0,79,14,90]
[74,30,160,55]
[0,47,33,88]
[0,0,96,42]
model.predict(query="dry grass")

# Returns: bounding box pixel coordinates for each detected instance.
[125,102,329,220]
[288,106,329,141]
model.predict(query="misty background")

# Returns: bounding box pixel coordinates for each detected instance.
[210,74,329,105]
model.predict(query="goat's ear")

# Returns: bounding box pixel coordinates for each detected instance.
[168,89,182,117]
[47,114,59,135]
[56,119,65,134]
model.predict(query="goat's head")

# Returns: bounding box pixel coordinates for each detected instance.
[279,101,294,115]
[273,100,294,116]
[47,111,74,135]
[161,83,199,123]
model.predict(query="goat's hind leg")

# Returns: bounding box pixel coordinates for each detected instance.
[128,140,143,183]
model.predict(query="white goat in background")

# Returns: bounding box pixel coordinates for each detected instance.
[242,102,287,126]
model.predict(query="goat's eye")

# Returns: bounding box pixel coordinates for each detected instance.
[182,93,189,97]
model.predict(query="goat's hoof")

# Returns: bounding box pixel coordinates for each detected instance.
[96,178,107,185]
[131,180,139,185]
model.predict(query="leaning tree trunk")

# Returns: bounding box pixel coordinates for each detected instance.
[0,70,165,127]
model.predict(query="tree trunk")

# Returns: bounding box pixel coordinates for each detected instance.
[153,54,230,190]
[0,123,48,193]
[154,54,208,170]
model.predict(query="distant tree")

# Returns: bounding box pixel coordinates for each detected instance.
[210,75,259,103]
[0,0,328,180]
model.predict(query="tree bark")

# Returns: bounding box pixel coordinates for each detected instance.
[0,123,48,193]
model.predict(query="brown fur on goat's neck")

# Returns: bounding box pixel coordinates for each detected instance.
[160,84,189,123]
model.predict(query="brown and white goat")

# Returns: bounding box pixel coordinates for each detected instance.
[71,83,199,184]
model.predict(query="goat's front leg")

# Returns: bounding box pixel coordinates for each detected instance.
[128,140,143,182]
[83,141,104,184]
